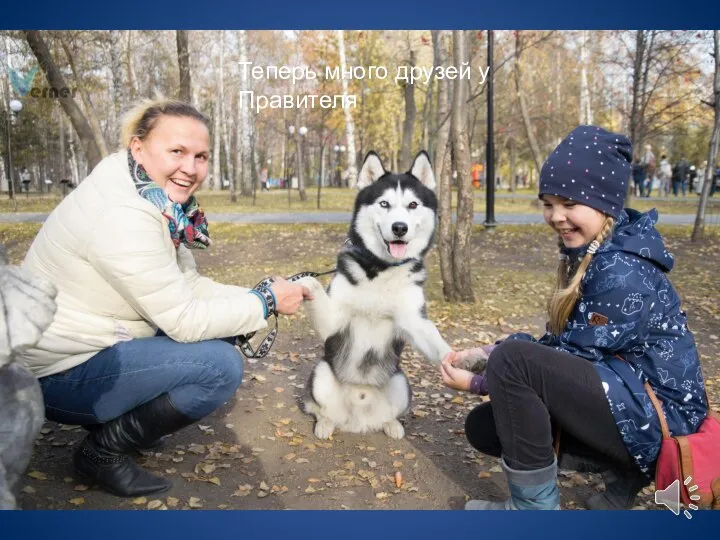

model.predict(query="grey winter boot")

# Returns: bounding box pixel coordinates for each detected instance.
[465,456,560,510]
[585,467,648,510]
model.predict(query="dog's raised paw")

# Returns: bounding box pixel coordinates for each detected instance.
[297,276,323,294]
[382,420,405,440]
[314,418,335,439]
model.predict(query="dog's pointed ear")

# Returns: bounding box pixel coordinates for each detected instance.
[409,151,436,190]
[357,152,385,190]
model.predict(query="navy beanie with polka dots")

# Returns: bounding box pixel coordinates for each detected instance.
[539,125,633,219]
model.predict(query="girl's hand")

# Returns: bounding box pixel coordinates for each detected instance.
[448,345,495,371]
[440,353,474,391]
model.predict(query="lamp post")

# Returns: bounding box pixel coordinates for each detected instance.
[484,30,496,228]
[3,99,23,202]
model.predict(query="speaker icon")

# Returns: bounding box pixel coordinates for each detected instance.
[654,477,700,519]
[655,479,681,515]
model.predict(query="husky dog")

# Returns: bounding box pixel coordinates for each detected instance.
[299,151,452,440]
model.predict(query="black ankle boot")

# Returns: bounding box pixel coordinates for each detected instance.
[73,394,195,497]
[557,452,611,475]
[585,467,648,510]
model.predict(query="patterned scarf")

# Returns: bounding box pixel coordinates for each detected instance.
[127,150,210,249]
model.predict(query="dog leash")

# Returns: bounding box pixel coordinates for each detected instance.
[236,239,416,359]
[235,269,336,359]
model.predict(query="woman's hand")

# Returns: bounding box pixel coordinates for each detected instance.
[440,352,474,392]
[270,278,314,315]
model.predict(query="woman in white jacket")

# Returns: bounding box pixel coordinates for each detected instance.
[20,99,311,498]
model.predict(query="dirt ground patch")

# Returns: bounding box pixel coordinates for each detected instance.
[4,221,719,511]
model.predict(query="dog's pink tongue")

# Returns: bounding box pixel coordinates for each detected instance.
[389,242,407,258]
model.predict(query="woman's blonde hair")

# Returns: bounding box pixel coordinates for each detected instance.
[547,216,615,335]
[120,98,208,148]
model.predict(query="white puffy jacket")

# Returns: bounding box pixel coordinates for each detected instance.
[20,151,267,378]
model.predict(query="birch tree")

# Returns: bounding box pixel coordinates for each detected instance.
[337,30,358,187]
[237,30,252,196]
[400,43,416,170]
[211,37,221,191]
[514,31,543,179]
[108,30,127,145]
[579,31,593,125]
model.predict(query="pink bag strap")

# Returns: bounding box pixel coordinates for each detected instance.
[643,382,672,439]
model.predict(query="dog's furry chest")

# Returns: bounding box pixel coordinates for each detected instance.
[323,261,425,386]
[334,263,422,317]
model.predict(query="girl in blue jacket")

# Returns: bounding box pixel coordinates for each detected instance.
[443,126,708,510]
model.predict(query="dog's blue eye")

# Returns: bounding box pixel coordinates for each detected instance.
[379,201,389,208]
[408,202,418,209]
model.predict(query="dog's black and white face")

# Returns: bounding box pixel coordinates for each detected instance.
[350,151,438,263]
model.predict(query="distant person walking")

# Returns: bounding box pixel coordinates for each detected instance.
[658,154,672,196]
[672,157,690,197]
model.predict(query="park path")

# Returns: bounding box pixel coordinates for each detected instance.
[0,211,704,225]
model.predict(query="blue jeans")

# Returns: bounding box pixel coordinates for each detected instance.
[633,178,645,197]
[39,336,244,425]
[672,180,687,196]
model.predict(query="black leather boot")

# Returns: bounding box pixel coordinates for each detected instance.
[83,424,166,452]
[585,467,648,510]
[73,394,195,497]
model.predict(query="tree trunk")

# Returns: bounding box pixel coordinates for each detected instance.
[67,123,80,187]
[109,30,127,141]
[296,129,307,201]
[450,30,475,303]
[1,36,12,198]
[218,32,233,193]
[212,78,221,191]
[237,30,252,197]
[317,128,326,209]
[579,31,593,125]
[59,36,110,158]
[58,107,67,182]
[423,31,441,155]
[628,30,658,204]
[176,30,192,104]
[251,123,260,205]
[400,49,417,170]
[126,31,138,102]
[630,31,647,151]
[209,41,220,192]
[337,30,358,187]
[514,32,543,178]
[692,30,720,243]
[509,136,517,193]
[25,31,103,170]
[434,30,456,301]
